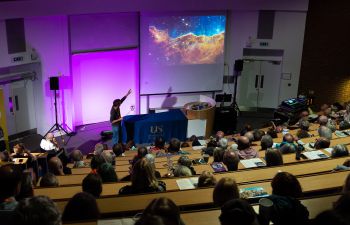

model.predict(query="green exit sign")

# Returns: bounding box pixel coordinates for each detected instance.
[259,42,269,47]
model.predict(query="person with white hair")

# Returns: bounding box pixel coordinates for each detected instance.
[218,138,228,150]
[40,133,59,152]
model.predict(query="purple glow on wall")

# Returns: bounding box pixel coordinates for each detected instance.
[72,49,139,127]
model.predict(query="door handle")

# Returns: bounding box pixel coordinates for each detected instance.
[15,95,19,111]
[255,75,259,88]
[260,75,264,88]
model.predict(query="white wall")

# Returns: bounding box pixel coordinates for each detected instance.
[24,16,73,135]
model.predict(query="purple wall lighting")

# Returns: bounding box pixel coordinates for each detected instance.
[71,48,139,127]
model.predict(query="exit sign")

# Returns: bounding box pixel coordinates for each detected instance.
[12,56,24,62]
[259,42,269,47]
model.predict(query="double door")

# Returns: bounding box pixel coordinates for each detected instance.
[238,60,282,110]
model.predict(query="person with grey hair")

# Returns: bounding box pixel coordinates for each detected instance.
[173,165,192,177]
[12,196,61,225]
[218,138,228,150]
[318,125,333,140]
[145,154,161,178]
[261,135,273,150]
[94,143,104,156]
[244,131,255,143]
[100,150,116,166]
[177,156,196,175]
[332,144,349,158]
[318,115,328,126]
[213,147,226,162]
[70,149,87,168]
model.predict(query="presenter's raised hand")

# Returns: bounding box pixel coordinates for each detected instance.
[126,89,132,96]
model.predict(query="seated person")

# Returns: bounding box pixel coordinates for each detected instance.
[131,146,148,165]
[213,177,240,207]
[207,136,218,148]
[97,162,118,183]
[267,172,309,225]
[265,148,283,167]
[48,157,65,176]
[190,135,201,147]
[10,143,36,168]
[112,143,123,157]
[180,142,190,148]
[82,173,103,198]
[267,127,278,138]
[149,136,165,153]
[213,147,226,162]
[40,133,59,153]
[279,143,297,154]
[318,125,333,140]
[173,165,192,177]
[167,138,181,154]
[197,171,217,187]
[261,135,273,150]
[93,143,104,156]
[331,144,349,158]
[177,156,196,175]
[216,131,225,140]
[219,199,259,225]
[244,131,255,144]
[100,150,116,166]
[39,173,59,187]
[253,129,265,141]
[218,138,229,150]
[62,192,100,222]
[339,120,350,131]
[223,150,240,171]
[240,124,253,136]
[0,164,21,210]
[296,120,311,139]
[236,136,259,159]
[314,137,331,150]
[12,196,61,225]
[16,172,34,201]
[145,154,161,178]
[119,158,166,195]
[70,149,88,168]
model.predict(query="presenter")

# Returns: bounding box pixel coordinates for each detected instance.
[110,89,132,145]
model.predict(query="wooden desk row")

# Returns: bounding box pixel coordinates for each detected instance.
[55,171,350,215]
[36,156,349,199]
[63,194,341,225]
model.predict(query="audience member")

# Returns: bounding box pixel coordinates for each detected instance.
[190,135,201,147]
[213,147,226,162]
[267,127,278,138]
[0,165,21,210]
[101,150,116,165]
[93,143,104,156]
[240,124,253,136]
[261,135,273,150]
[119,158,166,195]
[219,199,259,225]
[332,144,349,158]
[48,157,65,175]
[216,131,225,140]
[314,137,331,150]
[279,143,297,154]
[98,162,118,183]
[213,177,240,207]
[218,138,228,150]
[168,138,181,153]
[62,192,100,222]
[90,154,106,173]
[202,146,215,156]
[223,150,240,171]
[112,143,124,156]
[70,149,87,168]
[197,171,217,188]
[253,129,265,141]
[267,172,309,225]
[333,192,350,223]
[237,136,259,159]
[173,165,192,177]
[39,173,59,187]
[12,196,61,225]
[311,210,348,225]
[339,120,350,131]
[40,133,59,152]
[132,146,148,165]
[150,136,166,153]
[244,131,255,143]
[145,154,162,178]
[135,197,184,225]
[82,173,103,198]
[207,137,218,148]
[16,172,33,201]
[265,148,283,167]
[296,120,311,139]
[177,156,196,175]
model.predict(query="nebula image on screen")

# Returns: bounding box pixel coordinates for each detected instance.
[147,15,226,65]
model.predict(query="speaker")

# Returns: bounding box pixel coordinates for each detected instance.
[49,77,59,90]
[234,59,243,72]
[214,107,237,134]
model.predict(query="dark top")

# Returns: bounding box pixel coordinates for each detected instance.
[118,181,166,195]
[110,95,127,126]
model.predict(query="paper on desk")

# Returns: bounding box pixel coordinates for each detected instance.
[192,146,204,150]
[98,218,134,225]
[302,150,329,160]
[240,158,266,168]
[198,140,206,146]
[324,148,334,155]
[176,177,199,190]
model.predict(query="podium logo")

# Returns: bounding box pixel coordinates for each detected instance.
[150,125,163,134]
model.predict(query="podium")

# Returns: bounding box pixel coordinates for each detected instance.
[184,96,216,138]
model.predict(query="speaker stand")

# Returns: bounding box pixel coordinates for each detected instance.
[44,89,73,145]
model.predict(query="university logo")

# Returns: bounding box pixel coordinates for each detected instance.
[150,125,163,134]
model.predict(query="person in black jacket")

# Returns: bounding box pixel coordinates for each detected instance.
[110,89,131,145]
[264,172,309,225]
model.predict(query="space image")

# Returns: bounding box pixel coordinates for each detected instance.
[148,15,226,65]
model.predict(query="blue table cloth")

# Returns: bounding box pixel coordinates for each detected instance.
[121,109,188,144]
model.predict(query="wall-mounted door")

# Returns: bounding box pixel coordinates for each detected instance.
[11,87,31,134]
[238,60,282,110]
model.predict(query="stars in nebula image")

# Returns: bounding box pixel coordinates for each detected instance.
[147,15,226,65]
